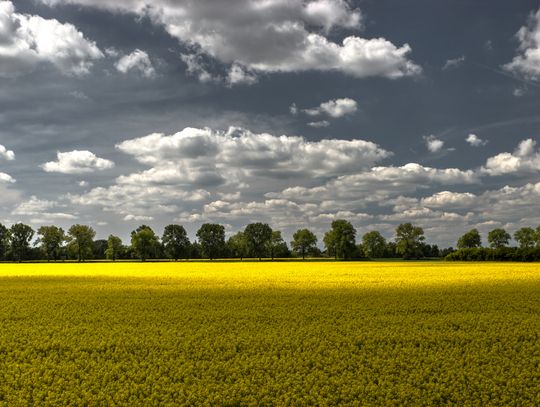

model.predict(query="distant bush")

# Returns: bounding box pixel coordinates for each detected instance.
[445,247,540,262]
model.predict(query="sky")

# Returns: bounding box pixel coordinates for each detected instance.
[1,0,540,247]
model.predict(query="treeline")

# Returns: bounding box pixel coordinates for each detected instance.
[1,221,538,263]
[0,220,443,262]
[445,227,540,262]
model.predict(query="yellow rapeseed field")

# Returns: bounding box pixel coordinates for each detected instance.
[0,261,539,405]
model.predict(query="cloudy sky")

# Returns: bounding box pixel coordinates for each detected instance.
[1,0,540,247]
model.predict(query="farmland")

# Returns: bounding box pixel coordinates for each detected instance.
[0,262,539,405]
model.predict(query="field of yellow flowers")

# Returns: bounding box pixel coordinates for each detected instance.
[0,261,538,405]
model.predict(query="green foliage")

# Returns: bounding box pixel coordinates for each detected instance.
[10,223,35,262]
[487,228,511,249]
[37,226,66,261]
[162,224,190,260]
[457,228,482,249]
[244,223,272,260]
[227,232,249,260]
[67,224,95,262]
[196,223,225,260]
[0,223,10,260]
[105,235,123,261]
[266,231,288,260]
[291,229,317,259]
[131,225,159,261]
[395,223,425,259]
[514,227,535,249]
[361,231,387,258]
[323,220,356,260]
[446,247,540,261]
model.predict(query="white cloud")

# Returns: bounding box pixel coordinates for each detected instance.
[307,120,330,128]
[0,1,103,77]
[41,150,115,174]
[423,135,445,153]
[482,138,540,175]
[442,55,465,70]
[227,63,258,86]
[0,172,15,183]
[466,134,488,147]
[289,103,299,115]
[421,191,477,208]
[116,127,391,180]
[11,195,76,221]
[303,98,358,118]
[503,7,540,79]
[180,53,216,83]
[115,49,155,78]
[39,0,420,80]
[123,214,153,221]
[0,144,14,160]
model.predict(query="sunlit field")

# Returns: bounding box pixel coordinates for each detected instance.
[0,262,538,405]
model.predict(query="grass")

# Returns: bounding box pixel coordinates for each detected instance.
[0,262,538,405]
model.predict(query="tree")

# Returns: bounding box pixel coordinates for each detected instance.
[244,222,272,260]
[37,226,65,261]
[228,232,248,260]
[0,223,10,260]
[196,223,225,260]
[131,225,159,261]
[10,223,34,263]
[535,226,540,248]
[93,239,108,259]
[291,229,317,260]
[162,224,190,261]
[487,228,511,249]
[267,231,286,260]
[323,220,357,260]
[457,229,482,249]
[514,227,535,249]
[395,223,425,259]
[361,231,387,258]
[105,235,123,261]
[67,224,95,262]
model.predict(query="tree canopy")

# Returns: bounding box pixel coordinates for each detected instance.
[291,229,317,260]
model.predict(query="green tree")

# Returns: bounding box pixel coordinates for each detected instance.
[162,224,190,261]
[513,227,535,249]
[105,235,123,261]
[196,223,225,260]
[228,232,248,260]
[0,223,10,260]
[37,225,65,261]
[244,222,272,260]
[457,228,482,249]
[131,225,159,261]
[67,224,95,262]
[291,229,317,260]
[10,223,34,263]
[395,223,425,259]
[535,226,540,248]
[362,231,387,258]
[267,230,286,260]
[323,220,357,260]
[487,228,511,249]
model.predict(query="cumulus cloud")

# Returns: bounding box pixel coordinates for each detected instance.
[41,150,115,174]
[307,120,330,128]
[466,134,488,147]
[442,55,465,70]
[0,0,103,77]
[180,53,217,83]
[39,0,421,80]
[0,172,15,183]
[423,135,445,153]
[503,7,540,79]
[0,144,14,160]
[421,191,477,208]
[227,63,258,86]
[116,127,391,180]
[482,138,540,175]
[115,49,155,78]
[12,195,76,222]
[303,98,358,118]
